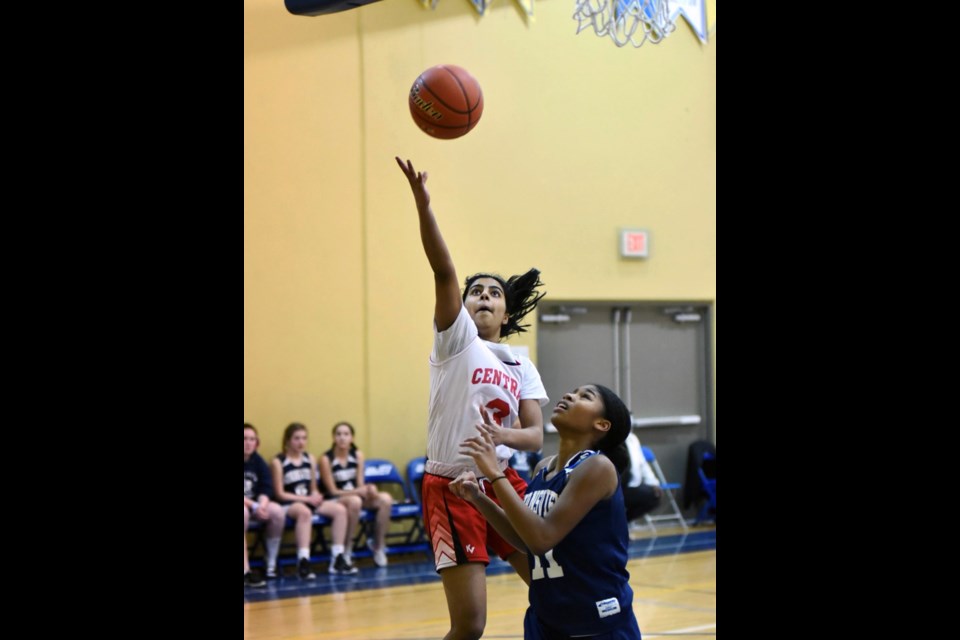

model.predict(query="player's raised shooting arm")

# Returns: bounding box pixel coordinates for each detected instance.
[396,156,461,332]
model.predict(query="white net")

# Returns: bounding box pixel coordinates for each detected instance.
[573,0,676,48]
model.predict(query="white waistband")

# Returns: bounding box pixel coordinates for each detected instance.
[425,458,509,479]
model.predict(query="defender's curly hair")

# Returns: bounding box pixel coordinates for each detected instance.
[463,268,546,339]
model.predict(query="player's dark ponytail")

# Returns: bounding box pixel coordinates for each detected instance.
[592,385,631,476]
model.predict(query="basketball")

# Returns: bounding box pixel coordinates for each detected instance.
[408,65,484,140]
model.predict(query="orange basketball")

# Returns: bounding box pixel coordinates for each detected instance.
[409,65,484,140]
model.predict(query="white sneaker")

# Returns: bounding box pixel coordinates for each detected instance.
[368,540,388,567]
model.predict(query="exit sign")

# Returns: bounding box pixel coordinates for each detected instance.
[620,229,649,258]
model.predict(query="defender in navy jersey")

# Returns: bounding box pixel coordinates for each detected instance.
[522,450,635,638]
[452,384,641,640]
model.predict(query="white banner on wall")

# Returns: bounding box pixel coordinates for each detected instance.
[670,0,708,43]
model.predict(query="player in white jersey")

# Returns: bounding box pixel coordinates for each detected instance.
[397,157,549,640]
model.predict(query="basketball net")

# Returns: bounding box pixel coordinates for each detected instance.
[573,0,676,48]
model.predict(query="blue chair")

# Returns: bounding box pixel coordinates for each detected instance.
[405,456,427,543]
[406,456,426,507]
[641,446,688,533]
[363,459,429,552]
[694,451,716,524]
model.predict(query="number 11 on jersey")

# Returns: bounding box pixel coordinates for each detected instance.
[531,549,565,580]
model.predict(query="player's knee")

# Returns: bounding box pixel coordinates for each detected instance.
[293,505,312,522]
[453,606,486,640]
[450,619,484,640]
[347,496,362,514]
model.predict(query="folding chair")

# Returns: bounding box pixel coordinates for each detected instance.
[694,451,716,525]
[641,446,688,533]
[405,456,427,544]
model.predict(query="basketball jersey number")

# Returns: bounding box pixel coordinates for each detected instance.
[485,398,510,426]
[530,549,565,580]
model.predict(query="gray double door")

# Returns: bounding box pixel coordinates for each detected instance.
[536,303,712,509]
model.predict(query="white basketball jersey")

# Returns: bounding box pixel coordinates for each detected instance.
[426,306,547,478]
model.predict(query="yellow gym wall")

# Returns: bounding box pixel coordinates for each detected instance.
[244,0,716,463]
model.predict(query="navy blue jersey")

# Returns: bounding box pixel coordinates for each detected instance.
[523,450,638,638]
[276,453,314,503]
[323,449,359,497]
[244,451,274,500]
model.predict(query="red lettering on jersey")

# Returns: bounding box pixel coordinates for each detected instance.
[471,368,521,401]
